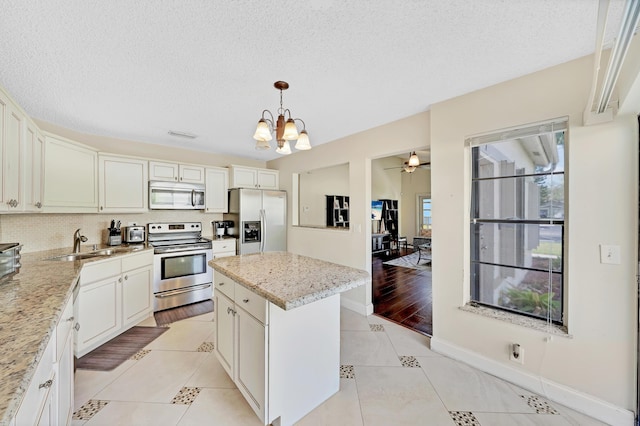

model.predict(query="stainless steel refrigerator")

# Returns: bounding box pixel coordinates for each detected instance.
[228,188,287,254]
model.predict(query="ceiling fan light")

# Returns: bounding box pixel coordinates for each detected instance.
[404,165,417,173]
[294,130,311,150]
[283,118,299,140]
[408,151,420,167]
[253,119,272,141]
[275,140,292,155]
[255,139,271,150]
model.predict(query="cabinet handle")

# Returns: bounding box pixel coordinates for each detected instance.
[226,307,236,316]
[39,379,53,389]
[35,202,42,208]
[124,275,128,280]
[242,298,249,303]
[66,316,74,322]
[100,206,104,211]
[174,177,178,181]
[74,323,80,331]
[218,282,224,286]
[118,277,123,283]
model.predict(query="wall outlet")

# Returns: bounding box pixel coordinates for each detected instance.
[510,343,524,364]
[600,244,621,265]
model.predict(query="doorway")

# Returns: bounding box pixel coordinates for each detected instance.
[371,151,432,335]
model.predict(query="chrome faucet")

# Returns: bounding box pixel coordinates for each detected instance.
[73,228,88,253]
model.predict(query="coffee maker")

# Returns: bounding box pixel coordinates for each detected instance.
[212,220,235,238]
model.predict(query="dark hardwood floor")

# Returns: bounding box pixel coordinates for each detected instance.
[372,248,433,336]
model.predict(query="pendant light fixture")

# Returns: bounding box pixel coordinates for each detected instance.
[253,81,311,154]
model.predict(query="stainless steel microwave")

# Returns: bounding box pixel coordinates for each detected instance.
[149,181,205,210]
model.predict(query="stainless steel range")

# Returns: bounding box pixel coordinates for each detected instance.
[147,222,212,312]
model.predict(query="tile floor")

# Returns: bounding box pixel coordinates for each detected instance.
[72,308,608,426]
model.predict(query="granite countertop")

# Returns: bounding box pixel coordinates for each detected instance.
[209,251,370,310]
[0,244,152,425]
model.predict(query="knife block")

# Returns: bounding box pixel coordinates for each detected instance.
[105,230,122,246]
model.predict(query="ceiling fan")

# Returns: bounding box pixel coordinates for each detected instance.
[384,151,431,173]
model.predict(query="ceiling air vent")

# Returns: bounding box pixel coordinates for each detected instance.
[168,130,198,139]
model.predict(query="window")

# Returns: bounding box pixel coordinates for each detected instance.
[469,120,566,324]
[418,195,432,235]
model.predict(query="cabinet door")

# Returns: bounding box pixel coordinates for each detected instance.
[205,167,229,213]
[231,167,257,189]
[179,164,205,183]
[76,276,122,356]
[98,155,148,213]
[257,169,278,189]
[236,307,267,422]
[122,266,153,328]
[4,101,23,211]
[43,136,98,211]
[55,330,74,426]
[149,161,179,182]
[214,292,235,377]
[23,123,44,211]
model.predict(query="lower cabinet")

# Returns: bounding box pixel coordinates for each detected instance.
[13,295,74,426]
[213,271,340,426]
[75,250,153,358]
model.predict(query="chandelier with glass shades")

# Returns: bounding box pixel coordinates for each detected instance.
[252,81,311,155]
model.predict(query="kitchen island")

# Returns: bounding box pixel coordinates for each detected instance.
[209,252,369,426]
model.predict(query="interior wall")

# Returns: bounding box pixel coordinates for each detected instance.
[268,112,430,314]
[298,163,349,227]
[430,53,638,415]
[400,167,430,242]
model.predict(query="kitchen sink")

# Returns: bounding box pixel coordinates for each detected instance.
[43,245,146,261]
[44,253,105,261]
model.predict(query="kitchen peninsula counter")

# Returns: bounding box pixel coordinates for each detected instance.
[208,251,370,310]
[209,251,369,426]
[0,245,152,425]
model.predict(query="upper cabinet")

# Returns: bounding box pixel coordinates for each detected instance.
[149,161,205,184]
[205,167,229,213]
[229,165,279,190]
[98,154,148,213]
[43,135,98,212]
[0,89,24,212]
[23,119,44,212]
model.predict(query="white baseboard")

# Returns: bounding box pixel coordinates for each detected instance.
[340,296,373,316]
[430,337,635,426]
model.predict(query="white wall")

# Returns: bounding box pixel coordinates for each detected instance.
[430,53,637,422]
[268,112,431,315]
[299,163,349,227]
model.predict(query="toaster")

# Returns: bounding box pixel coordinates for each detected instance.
[122,226,146,243]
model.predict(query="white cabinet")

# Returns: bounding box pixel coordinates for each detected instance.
[229,165,279,190]
[14,295,75,426]
[205,167,229,213]
[98,154,148,213]
[149,161,205,184]
[75,250,153,357]
[213,270,340,426]
[211,239,236,259]
[43,135,98,212]
[0,89,24,212]
[23,120,44,212]
[214,272,268,421]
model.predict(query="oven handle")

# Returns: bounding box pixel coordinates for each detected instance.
[155,283,212,298]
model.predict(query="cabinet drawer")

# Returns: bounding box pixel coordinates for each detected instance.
[214,270,234,299]
[211,240,236,254]
[80,257,121,284]
[121,249,153,271]
[212,251,235,260]
[235,284,267,324]
[55,296,74,361]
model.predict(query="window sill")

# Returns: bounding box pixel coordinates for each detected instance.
[459,303,571,338]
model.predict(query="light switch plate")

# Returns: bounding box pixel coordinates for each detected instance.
[600,244,621,264]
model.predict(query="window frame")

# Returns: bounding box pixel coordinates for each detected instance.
[468,119,567,325]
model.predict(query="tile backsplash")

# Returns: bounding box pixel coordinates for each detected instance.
[0,211,223,253]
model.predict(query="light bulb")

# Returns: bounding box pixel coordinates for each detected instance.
[283,119,299,140]
[253,119,272,142]
[276,140,292,155]
[295,130,311,150]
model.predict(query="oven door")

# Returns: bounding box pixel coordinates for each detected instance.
[153,248,212,294]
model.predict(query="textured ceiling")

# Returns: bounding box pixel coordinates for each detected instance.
[0,1,625,161]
